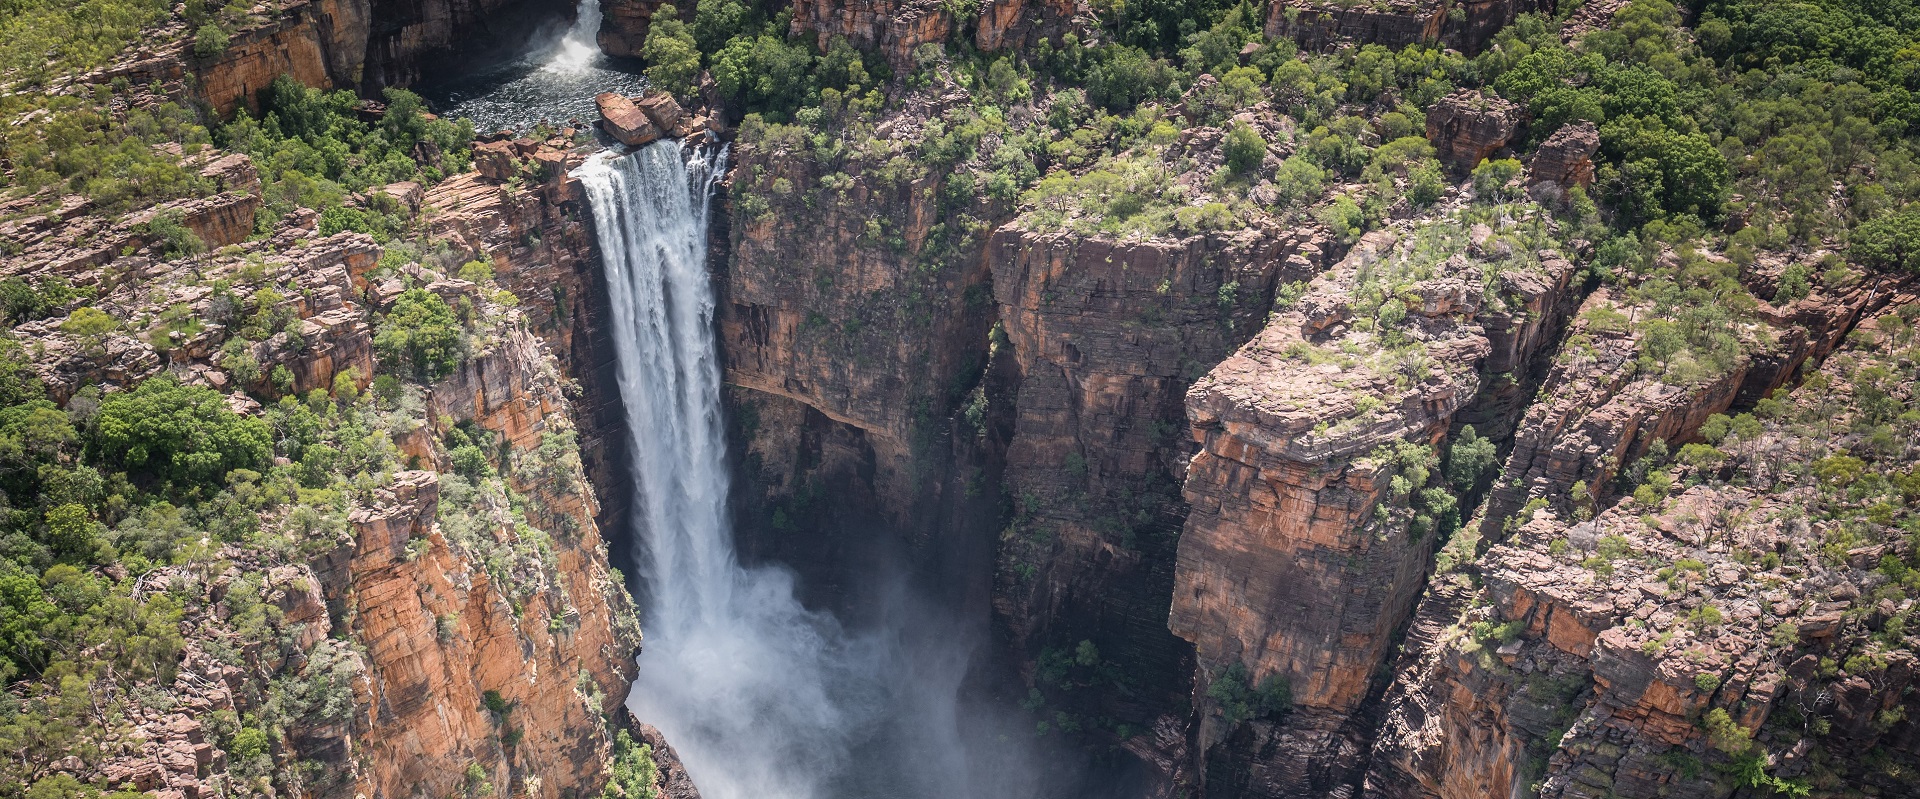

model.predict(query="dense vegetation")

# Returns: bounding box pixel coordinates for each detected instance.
[0,341,378,784]
[222,75,475,229]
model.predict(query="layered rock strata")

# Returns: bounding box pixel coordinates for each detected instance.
[717,110,1005,543]
[1367,293,1920,798]
[91,0,572,115]
[1266,0,1556,54]
[1,129,655,798]
[1169,216,1583,795]
[1480,254,1912,538]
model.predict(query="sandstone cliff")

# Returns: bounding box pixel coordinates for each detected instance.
[1168,212,1584,795]
[1266,0,1555,54]
[89,0,572,114]
[714,103,1016,582]
[987,216,1317,776]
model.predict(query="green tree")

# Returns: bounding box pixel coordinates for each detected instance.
[711,34,816,116]
[375,289,465,380]
[0,566,58,681]
[192,23,229,59]
[692,0,753,54]
[60,307,118,358]
[1446,426,1499,490]
[1853,210,1920,273]
[88,377,273,491]
[641,5,702,99]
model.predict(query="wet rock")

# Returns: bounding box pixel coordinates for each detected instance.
[596,92,663,147]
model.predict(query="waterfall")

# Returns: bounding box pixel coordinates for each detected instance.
[577,140,1067,799]
[549,0,603,72]
[576,141,881,799]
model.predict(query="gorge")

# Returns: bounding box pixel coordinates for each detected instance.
[4,1,1920,798]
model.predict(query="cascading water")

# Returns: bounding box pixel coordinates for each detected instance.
[577,142,1075,798]
[577,141,875,798]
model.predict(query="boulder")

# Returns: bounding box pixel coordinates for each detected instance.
[474,140,517,181]
[1529,121,1601,188]
[1426,89,1520,170]
[595,92,662,147]
[636,91,686,135]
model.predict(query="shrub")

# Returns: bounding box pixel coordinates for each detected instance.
[1471,158,1523,200]
[60,306,118,357]
[1853,210,1920,273]
[603,729,660,799]
[1316,195,1367,243]
[1,276,79,324]
[192,23,229,59]
[375,289,465,380]
[1703,707,1751,754]
[1408,161,1446,205]
[1773,264,1812,303]
[1224,121,1266,176]
[1207,661,1290,726]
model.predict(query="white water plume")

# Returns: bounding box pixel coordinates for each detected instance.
[547,0,603,73]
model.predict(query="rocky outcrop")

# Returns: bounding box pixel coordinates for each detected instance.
[1480,255,1911,538]
[92,0,572,115]
[788,0,955,70]
[975,0,1085,51]
[1169,219,1583,796]
[344,330,640,799]
[1266,0,1555,54]
[1368,295,1920,798]
[1529,122,1601,189]
[781,0,1087,67]
[79,555,352,798]
[598,92,665,146]
[598,0,673,59]
[1426,89,1520,170]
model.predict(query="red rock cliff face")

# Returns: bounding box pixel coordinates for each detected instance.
[597,0,673,58]
[339,332,641,799]
[424,134,640,549]
[1169,222,1582,796]
[717,120,1003,547]
[0,146,648,796]
[1266,0,1555,54]
[987,221,1313,763]
[99,0,572,115]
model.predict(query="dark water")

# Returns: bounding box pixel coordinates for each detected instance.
[418,0,647,135]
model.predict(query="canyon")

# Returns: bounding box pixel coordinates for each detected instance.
[4,0,1919,798]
